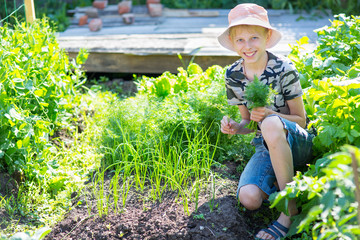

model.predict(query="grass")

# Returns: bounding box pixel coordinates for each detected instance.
[90,118,220,216]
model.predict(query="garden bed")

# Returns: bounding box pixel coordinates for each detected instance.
[45,161,274,240]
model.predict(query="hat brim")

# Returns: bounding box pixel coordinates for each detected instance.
[218,17,282,52]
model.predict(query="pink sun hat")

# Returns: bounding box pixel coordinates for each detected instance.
[218,3,282,52]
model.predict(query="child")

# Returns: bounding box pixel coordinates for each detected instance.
[218,3,313,240]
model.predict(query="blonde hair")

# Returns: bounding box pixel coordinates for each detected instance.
[229,25,269,40]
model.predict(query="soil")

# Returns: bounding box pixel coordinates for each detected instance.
[45,161,278,240]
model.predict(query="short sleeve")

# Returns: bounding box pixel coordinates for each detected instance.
[280,62,303,101]
[224,62,247,106]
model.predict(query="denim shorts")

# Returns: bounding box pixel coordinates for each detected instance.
[236,115,314,198]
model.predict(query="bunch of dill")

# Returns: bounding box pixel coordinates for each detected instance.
[244,76,276,130]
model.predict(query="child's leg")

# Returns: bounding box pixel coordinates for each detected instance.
[238,184,268,210]
[256,115,297,239]
[261,116,294,195]
[236,136,277,211]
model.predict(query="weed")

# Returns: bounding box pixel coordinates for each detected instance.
[193,213,205,220]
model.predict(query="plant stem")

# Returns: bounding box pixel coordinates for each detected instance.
[246,120,258,131]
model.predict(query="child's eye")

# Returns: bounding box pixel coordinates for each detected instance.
[252,37,258,40]
[237,39,243,42]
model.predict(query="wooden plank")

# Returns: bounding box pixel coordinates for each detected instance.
[61,33,239,73]
[68,52,239,74]
[24,0,36,23]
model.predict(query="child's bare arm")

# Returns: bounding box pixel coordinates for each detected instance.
[250,96,306,128]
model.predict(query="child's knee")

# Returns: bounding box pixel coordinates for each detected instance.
[261,116,287,143]
[261,115,283,131]
[238,186,263,210]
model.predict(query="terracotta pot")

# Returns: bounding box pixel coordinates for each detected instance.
[146,0,160,9]
[85,7,99,18]
[146,0,161,5]
[89,18,103,31]
[118,1,132,15]
[148,3,162,17]
[78,15,88,26]
[93,0,108,9]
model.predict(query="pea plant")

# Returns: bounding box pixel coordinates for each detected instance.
[0,19,87,182]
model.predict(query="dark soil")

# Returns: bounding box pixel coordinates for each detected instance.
[45,162,278,240]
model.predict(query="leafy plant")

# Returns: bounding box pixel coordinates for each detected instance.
[243,75,276,130]
[269,145,360,239]
[288,14,360,89]
[289,14,360,157]
[125,63,253,163]
[307,79,360,156]
[288,14,360,157]
[5,227,51,240]
[94,63,254,215]
[269,13,360,240]
[0,18,87,182]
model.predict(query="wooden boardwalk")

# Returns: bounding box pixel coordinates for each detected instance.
[58,6,333,74]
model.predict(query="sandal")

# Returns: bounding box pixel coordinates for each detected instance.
[255,220,289,240]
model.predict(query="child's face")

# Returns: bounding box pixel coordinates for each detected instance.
[230,25,270,64]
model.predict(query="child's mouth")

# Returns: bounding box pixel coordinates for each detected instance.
[244,51,256,57]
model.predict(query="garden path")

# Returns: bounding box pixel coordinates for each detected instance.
[58,5,333,74]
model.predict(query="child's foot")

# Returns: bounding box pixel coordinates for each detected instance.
[255,213,290,240]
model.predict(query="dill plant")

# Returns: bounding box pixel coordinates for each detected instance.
[244,76,276,130]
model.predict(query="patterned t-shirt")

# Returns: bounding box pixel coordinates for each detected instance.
[225,51,303,115]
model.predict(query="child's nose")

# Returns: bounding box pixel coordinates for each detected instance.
[244,41,252,49]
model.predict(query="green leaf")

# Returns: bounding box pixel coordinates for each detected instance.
[350,227,360,234]
[153,76,171,98]
[187,63,203,76]
[16,140,22,149]
[9,232,31,240]
[350,129,360,137]
[32,226,52,240]
[22,137,30,148]
[34,89,46,97]
[347,66,360,78]
[332,98,347,108]
[9,108,23,121]
[320,190,335,211]
[337,212,357,227]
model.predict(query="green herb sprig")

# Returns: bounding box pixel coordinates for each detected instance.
[244,76,276,130]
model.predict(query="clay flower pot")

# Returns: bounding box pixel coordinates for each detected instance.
[89,18,103,31]
[148,3,162,17]
[78,15,88,26]
[118,0,132,15]
[146,0,161,8]
[85,7,99,18]
[93,0,108,9]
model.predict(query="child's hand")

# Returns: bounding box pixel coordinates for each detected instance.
[250,107,270,122]
[221,116,239,136]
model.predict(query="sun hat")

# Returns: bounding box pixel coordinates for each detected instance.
[218,3,282,52]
